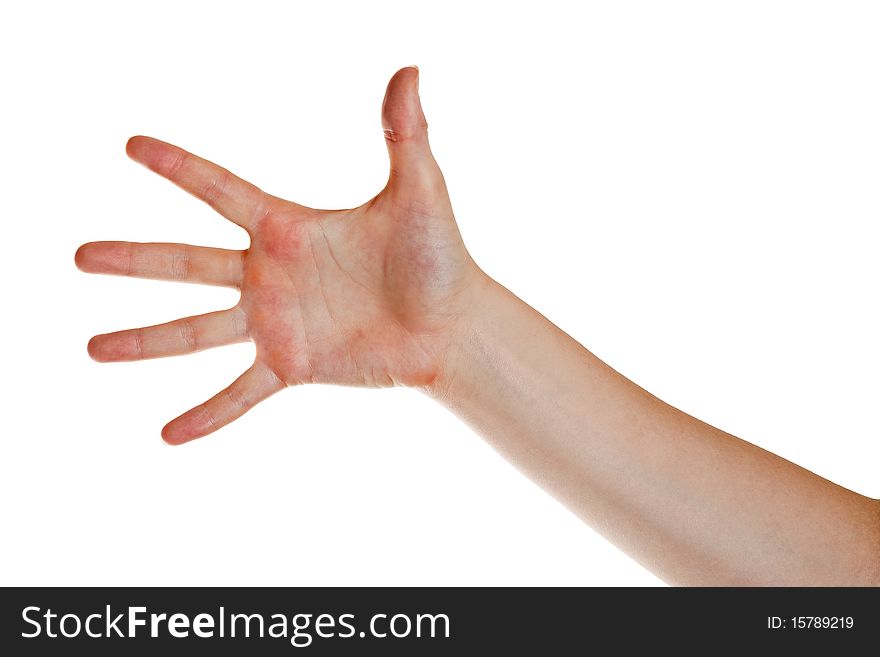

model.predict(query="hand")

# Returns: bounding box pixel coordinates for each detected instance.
[76,67,484,444]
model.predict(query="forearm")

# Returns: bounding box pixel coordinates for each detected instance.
[425,273,880,585]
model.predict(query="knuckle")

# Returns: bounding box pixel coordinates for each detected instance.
[250,194,273,228]
[133,328,144,359]
[171,245,190,281]
[224,385,249,412]
[232,307,249,338]
[165,150,187,179]
[198,403,218,430]
[125,242,134,276]
[178,318,198,351]
[201,169,229,207]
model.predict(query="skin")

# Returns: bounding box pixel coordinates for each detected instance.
[76,67,880,585]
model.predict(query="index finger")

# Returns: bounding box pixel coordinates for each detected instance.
[126,135,269,231]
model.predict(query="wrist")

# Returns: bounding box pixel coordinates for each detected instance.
[420,268,503,403]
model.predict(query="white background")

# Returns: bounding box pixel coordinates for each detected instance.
[1,1,878,586]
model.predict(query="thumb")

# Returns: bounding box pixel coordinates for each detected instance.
[381,66,440,186]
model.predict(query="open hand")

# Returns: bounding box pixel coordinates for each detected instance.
[76,67,482,444]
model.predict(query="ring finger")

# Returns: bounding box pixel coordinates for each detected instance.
[88,307,249,362]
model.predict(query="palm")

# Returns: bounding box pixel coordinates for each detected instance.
[242,189,471,389]
[76,67,478,444]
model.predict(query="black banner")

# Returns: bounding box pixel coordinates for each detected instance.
[1,587,877,654]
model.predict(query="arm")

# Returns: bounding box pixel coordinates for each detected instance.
[428,274,880,585]
[77,67,880,585]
